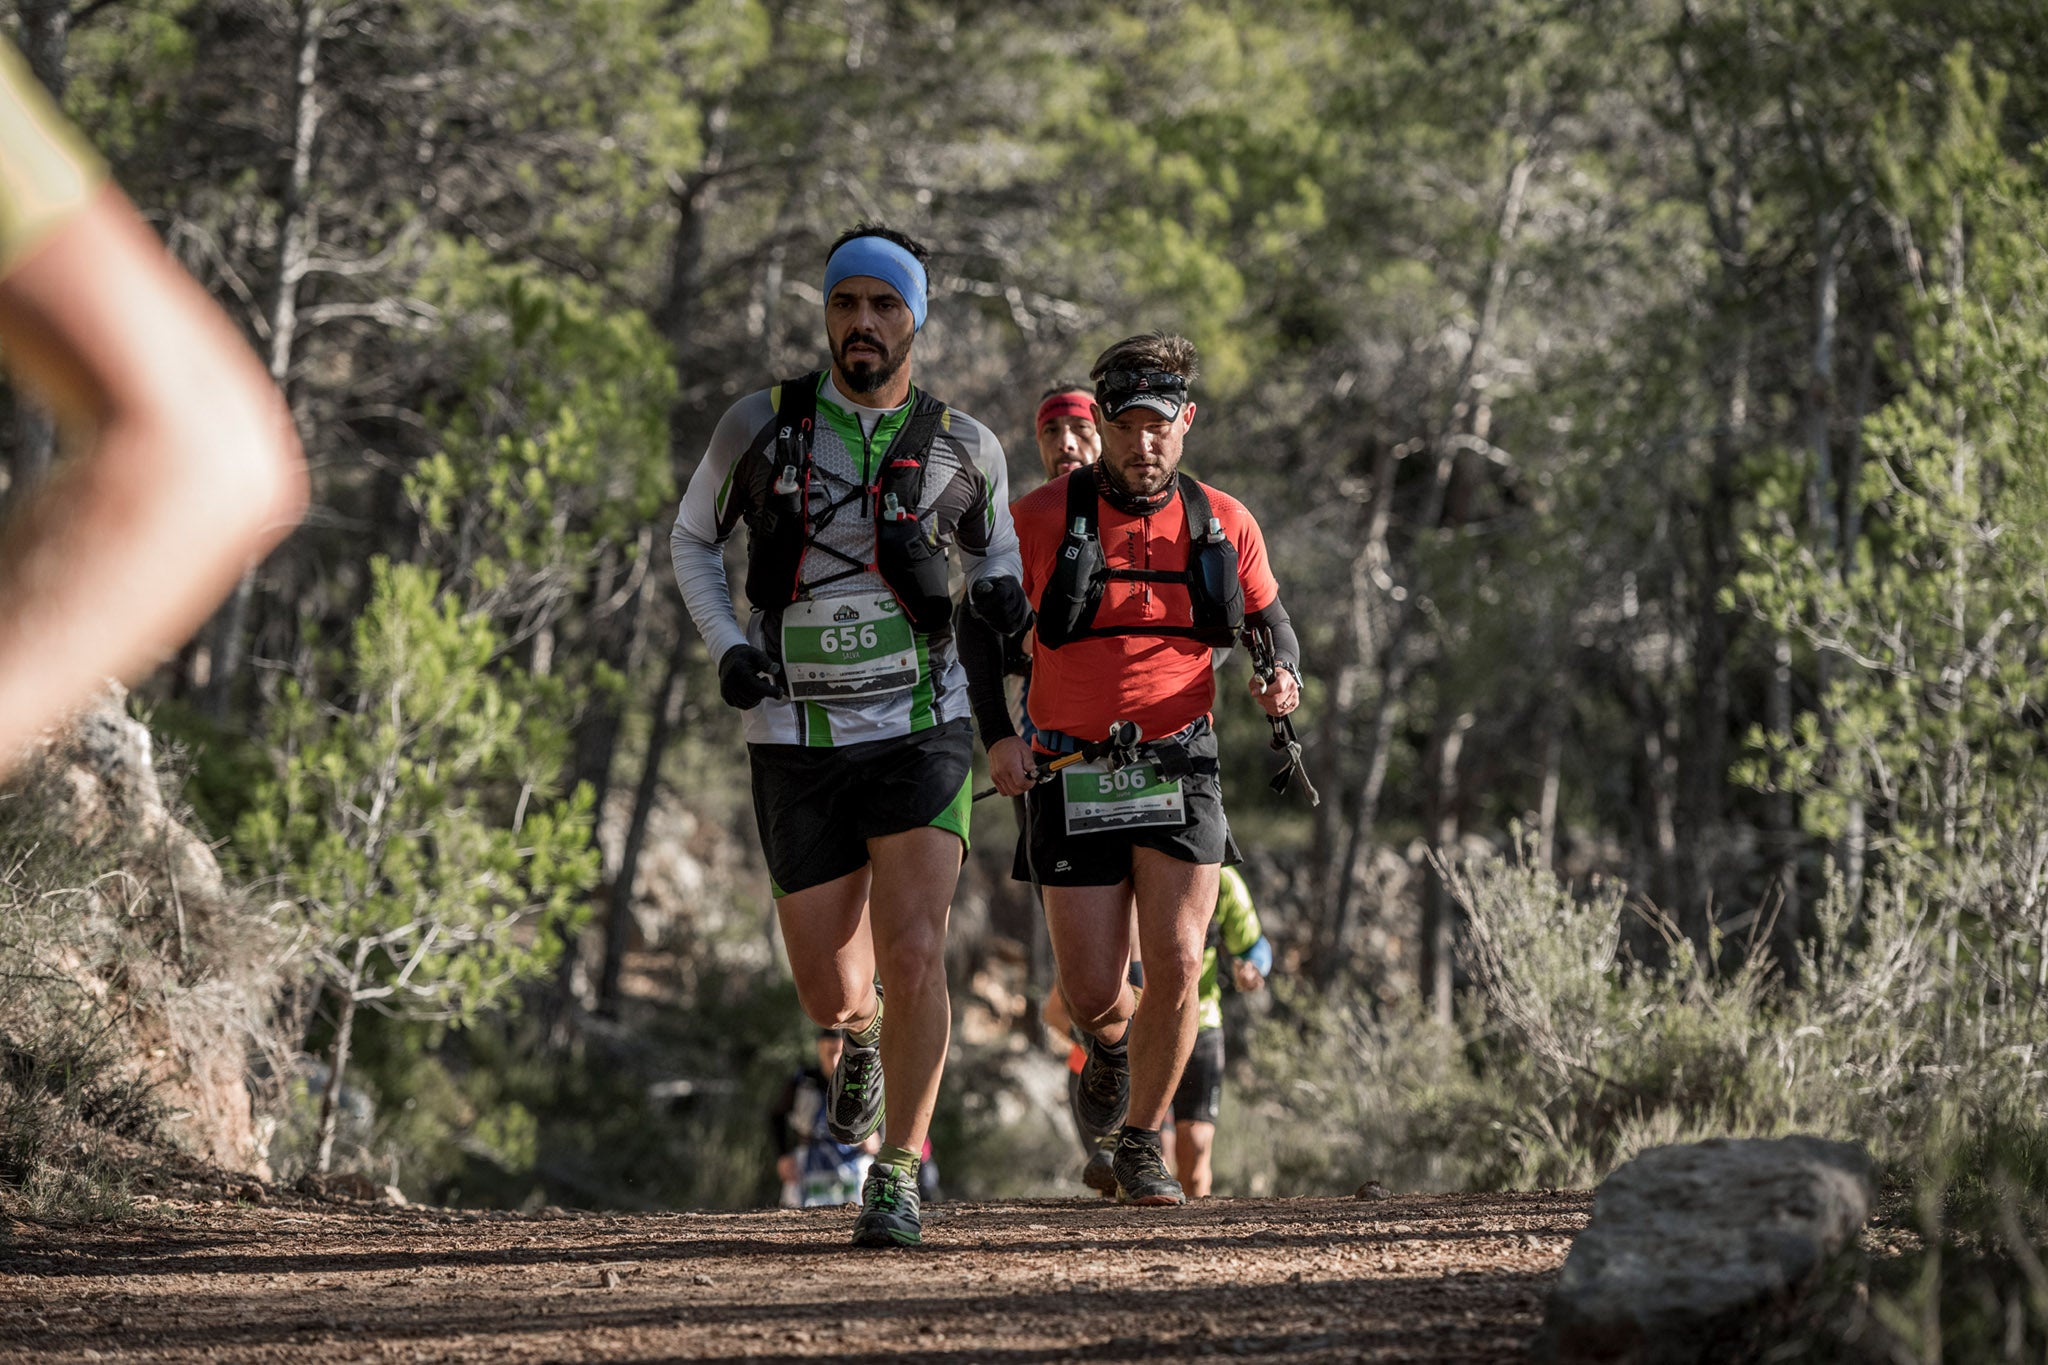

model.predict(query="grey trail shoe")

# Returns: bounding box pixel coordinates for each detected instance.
[1071,1034,1129,1146]
[827,1001,884,1144]
[1112,1134,1186,1207]
[851,1162,922,1247]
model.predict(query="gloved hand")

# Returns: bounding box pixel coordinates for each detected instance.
[718,643,786,710]
[969,575,1034,636]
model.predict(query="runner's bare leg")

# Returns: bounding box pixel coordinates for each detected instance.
[1124,849,1218,1131]
[865,824,961,1153]
[1042,882,1137,1042]
[1177,1119,1216,1196]
[776,870,878,1029]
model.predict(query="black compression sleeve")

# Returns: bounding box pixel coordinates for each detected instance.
[954,598,1020,746]
[1245,599,1302,676]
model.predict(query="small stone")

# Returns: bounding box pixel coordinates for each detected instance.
[601,1269,622,1290]
[1355,1180,1390,1200]
[692,1273,714,1286]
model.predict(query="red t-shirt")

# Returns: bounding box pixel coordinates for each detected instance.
[1015,471,1278,744]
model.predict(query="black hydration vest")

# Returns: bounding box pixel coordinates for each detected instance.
[1036,470,1245,649]
[736,371,955,634]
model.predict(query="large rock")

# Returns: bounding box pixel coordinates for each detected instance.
[17,686,273,1179]
[1536,1135,1876,1364]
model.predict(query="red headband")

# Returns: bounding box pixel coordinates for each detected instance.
[1035,391,1095,430]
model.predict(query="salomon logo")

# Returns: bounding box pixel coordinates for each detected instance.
[1063,546,1079,561]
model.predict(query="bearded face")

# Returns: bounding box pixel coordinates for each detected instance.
[826,279,917,398]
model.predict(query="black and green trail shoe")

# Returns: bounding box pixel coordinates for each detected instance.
[827,1009,884,1144]
[851,1162,922,1247]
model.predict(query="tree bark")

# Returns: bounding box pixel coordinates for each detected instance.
[1420,709,1475,1026]
[1312,437,1400,983]
[314,967,359,1176]
[1673,0,1755,947]
[200,0,325,720]
[1536,697,1565,872]
[598,631,689,1017]
[1836,342,1876,917]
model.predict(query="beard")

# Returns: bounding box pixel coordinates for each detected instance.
[1102,453,1173,499]
[834,329,911,396]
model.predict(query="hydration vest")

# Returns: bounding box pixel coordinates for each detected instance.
[736,371,955,634]
[1036,470,1245,649]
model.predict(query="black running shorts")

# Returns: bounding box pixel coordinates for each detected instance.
[1171,1026,1225,1126]
[1012,718,1239,887]
[749,717,974,897]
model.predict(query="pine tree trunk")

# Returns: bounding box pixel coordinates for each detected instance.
[598,633,688,1017]
[1836,344,1876,916]
[1420,708,1474,1025]
[201,0,324,720]
[314,969,359,1176]
[1313,439,1399,983]
[1536,700,1565,872]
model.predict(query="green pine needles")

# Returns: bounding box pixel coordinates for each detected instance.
[236,558,597,1175]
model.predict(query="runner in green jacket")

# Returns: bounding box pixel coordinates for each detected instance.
[1172,864,1271,1197]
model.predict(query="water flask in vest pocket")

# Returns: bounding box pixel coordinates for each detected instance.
[875,493,953,633]
[1189,516,1242,633]
[1040,516,1106,647]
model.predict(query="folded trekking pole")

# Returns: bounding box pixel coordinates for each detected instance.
[973,719,1143,801]
[1242,625,1320,806]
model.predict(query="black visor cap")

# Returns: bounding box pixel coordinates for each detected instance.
[1096,369,1189,420]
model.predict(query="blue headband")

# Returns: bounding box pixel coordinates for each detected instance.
[823,236,929,331]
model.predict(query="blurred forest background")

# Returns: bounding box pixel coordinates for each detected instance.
[5,0,2048,1351]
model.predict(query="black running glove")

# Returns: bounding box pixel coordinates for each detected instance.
[717,643,786,710]
[969,575,1034,636]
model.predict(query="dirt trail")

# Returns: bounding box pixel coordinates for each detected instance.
[2,1190,1588,1363]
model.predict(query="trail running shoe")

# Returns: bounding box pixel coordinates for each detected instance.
[827,1007,885,1145]
[1081,1143,1117,1198]
[851,1162,922,1247]
[1112,1135,1186,1207]
[1072,1034,1129,1146]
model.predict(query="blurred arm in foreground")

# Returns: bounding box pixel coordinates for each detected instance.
[0,42,306,777]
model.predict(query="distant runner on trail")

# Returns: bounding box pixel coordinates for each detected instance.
[989,379,1117,1191]
[961,331,1303,1206]
[0,38,305,779]
[769,1027,879,1209]
[1174,864,1271,1198]
[670,223,1023,1248]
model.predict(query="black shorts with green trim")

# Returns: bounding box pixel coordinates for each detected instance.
[749,717,974,897]
[1011,719,1239,887]
[1171,1026,1225,1126]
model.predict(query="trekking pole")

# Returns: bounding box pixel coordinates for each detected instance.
[972,719,1143,801]
[1242,625,1321,806]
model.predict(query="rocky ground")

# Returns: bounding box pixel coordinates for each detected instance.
[1,1186,1589,1363]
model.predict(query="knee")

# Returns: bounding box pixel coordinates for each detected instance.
[790,968,874,1028]
[1146,944,1203,998]
[874,924,946,989]
[1062,981,1126,1033]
